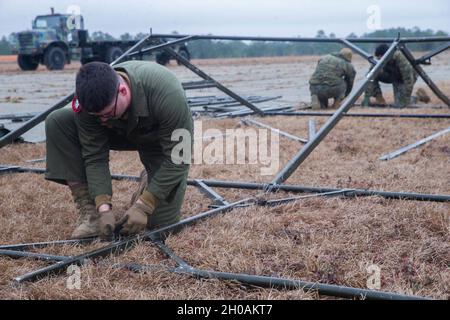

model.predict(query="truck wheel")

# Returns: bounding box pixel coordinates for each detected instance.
[80,57,93,65]
[44,47,66,70]
[156,52,170,65]
[177,49,190,65]
[17,55,39,71]
[105,47,124,64]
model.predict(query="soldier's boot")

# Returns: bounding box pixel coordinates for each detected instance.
[131,169,148,205]
[70,184,101,239]
[331,98,343,109]
[310,95,321,110]
[375,95,387,105]
[361,95,370,107]
[416,88,430,103]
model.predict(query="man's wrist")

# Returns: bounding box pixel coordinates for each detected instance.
[95,194,112,211]
[98,203,111,212]
[139,190,158,210]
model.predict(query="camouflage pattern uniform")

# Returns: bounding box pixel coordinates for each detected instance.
[364,50,418,107]
[309,49,356,109]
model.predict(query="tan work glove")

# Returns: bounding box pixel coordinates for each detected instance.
[116,190,158,236]
[98,210,116,239]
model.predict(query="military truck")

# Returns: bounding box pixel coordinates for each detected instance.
[13,9,190,71]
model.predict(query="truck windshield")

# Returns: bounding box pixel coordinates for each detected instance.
[34,16,61,29]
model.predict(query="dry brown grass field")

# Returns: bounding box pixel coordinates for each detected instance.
[0,54,449,300]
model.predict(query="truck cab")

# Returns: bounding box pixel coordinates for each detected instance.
[14,11,80,70]
[13,9,192,71]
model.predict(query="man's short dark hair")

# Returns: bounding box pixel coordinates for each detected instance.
[375,44,389,58]
[75,62,119,113]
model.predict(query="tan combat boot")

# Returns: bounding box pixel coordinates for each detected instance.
[331,98,343,109]
[70,184,101,239]
[416,88,430,103]
[375,95,387,105]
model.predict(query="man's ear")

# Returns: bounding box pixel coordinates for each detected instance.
[119,85,127,96]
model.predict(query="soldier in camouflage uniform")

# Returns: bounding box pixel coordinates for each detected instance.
[45,61,193,239]
[362,44,417,108]
[309,48,356,109]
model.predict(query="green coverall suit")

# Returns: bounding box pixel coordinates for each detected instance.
[45,61,193,230]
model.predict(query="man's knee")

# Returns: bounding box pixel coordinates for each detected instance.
[45,108,75,136]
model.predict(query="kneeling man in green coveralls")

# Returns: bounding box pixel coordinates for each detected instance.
[45,61,193,239]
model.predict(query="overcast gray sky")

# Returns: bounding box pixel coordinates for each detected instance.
[1,0,449,38]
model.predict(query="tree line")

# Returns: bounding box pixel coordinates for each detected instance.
[1,27,447,57]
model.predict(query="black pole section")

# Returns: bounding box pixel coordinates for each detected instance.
[0,166,45,175]
[2,166,449,202]
[0,35,152,149]
[263,111,450,119]
[339,38,377,65]
[126,35,196,58]
[0,112,38,121]
[215,105,292,118]
[0,93,74,148]
[13,198,251,283]
[0,238,96,251]
[0,249,69,262]
[182,80,216,90]
[415,42,450,64]
[149,33,450,44]
[123,263,427,300]
[162,46,265,116]
[188,179,450,202]
[182,268,427,300]
[108,34,153,65]
[271,40,400,185]
[399,44,450,107]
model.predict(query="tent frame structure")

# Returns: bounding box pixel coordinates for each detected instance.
[1,33,449,300]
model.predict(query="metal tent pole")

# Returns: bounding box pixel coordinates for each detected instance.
[399,44,450,107]
[379,126,450,160]
[415,42,450,65]
[13,198,251,283]
[308,118,316,140]
[162,45,265,115]
[149,33,450,44]
[263,111,450,119]
[270,40,400,185]
[121,263,427,300]
[1,166,449,202]
[241,118,307,143]
[339,38,377,65]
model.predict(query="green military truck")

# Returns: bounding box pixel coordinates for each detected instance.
[13,9,190,71]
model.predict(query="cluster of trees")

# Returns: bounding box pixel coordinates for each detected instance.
[1,27,447,57]
[0,36,12,55]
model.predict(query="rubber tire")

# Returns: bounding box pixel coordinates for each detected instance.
[177,49,190,65]
[156,52,170,65]
[105,46,124,64]
[44,47,66,70]
[17,55,39,71]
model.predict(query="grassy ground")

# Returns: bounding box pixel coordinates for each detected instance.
[0,97,448,299]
